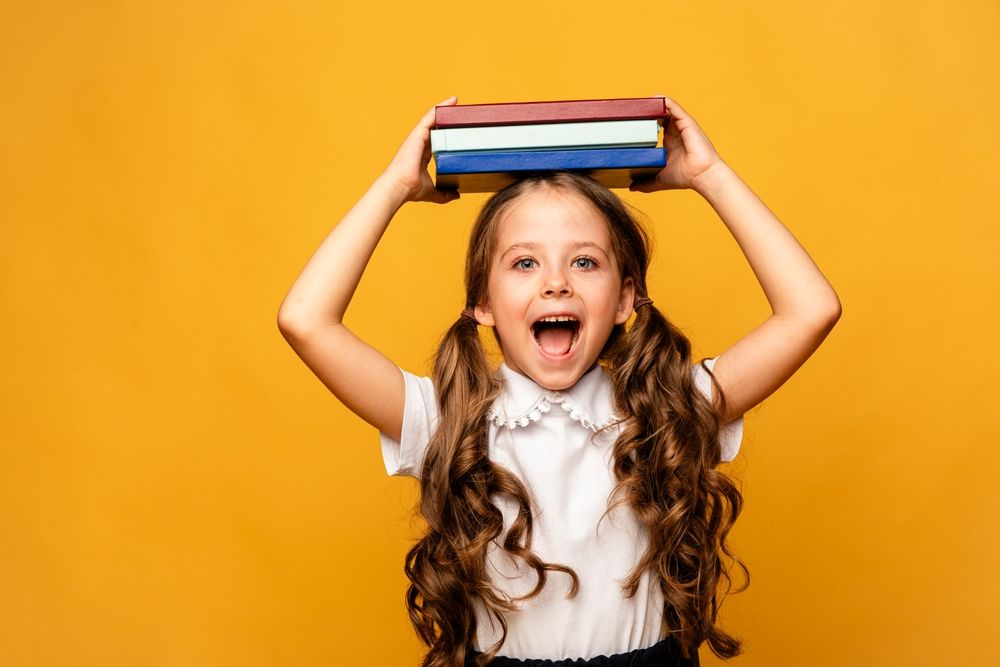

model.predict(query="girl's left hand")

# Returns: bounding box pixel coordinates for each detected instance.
[629,95,726,193]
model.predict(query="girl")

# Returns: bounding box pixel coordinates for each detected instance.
[277,95,841,667]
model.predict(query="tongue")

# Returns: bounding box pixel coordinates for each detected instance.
[537,327,574,356]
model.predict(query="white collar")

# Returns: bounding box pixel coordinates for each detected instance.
[487,363,622,432]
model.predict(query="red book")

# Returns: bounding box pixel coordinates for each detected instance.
[434,96,667,128]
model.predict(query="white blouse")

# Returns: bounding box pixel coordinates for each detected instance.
[379,357,743,661]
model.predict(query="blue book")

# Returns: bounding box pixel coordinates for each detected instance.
[434,147,666,193]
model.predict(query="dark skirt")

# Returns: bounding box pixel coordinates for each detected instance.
[464,637,699,667]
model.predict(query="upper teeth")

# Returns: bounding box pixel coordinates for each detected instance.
[539,316,577,322]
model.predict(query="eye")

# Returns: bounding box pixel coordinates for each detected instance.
[572,256,598,270]
[513,257,538,270]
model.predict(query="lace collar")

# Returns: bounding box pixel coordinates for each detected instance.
[486,363,622,432]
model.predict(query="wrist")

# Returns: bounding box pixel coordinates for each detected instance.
[691,160,736,198]
[372,172,414,210]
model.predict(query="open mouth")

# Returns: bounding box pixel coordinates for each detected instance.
[532,316,581,357]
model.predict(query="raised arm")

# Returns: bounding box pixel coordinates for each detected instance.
[630,95,842,425]
[277,97,460,440]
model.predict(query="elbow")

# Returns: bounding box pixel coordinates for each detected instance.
[811,297,843,334]
[822,297,843,326]
[790,296,841,336]
[276,295,316,337]
[277,307,345,342]
[828,293,843,324]
[277,307,309,340]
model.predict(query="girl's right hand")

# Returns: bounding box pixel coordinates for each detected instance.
[380,96,461,205]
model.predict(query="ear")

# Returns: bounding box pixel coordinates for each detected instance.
[615,277,636,325]
[474,300,495,327]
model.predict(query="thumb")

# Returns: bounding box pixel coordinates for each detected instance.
[628,177,657,193]
[427,187,461,204]
[419,96,458,132]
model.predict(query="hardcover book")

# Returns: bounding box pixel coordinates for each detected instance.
[434,97,668,128]
[433,147,666,193]
[430,120,660,154]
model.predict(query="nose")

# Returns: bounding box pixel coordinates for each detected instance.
[541,266,573,298]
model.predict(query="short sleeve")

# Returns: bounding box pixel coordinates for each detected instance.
[378,368,438,478]
[692,357,743,463]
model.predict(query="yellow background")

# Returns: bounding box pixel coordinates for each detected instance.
[2,1,997,665]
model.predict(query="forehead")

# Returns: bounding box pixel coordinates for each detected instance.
[493,186,612,252]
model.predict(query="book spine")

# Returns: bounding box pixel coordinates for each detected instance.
[433,147,667,174]
[435,97,667,128]
[435,166,663,193]
[430,120,660,154]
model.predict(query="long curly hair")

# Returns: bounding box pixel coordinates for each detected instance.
[404,171,748,667]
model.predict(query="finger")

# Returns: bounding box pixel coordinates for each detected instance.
[651,93,674,118]
[628,176,658,193]
[660,95,687,118]
[661,98,704,138]
[414,105,438,133]
[414,96,458,134]
[426,187,461,204]
[662,117,683,145]
[652,92,668,113]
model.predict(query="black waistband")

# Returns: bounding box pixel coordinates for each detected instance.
[465,636,699,667]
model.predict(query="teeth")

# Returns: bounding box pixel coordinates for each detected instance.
[538,316,578,323]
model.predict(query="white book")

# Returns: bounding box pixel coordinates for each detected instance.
[430,119,660,154]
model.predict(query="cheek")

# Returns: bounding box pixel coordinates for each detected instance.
[493,299,526,331]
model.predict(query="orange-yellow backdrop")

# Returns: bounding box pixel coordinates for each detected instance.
[2,1,997,665]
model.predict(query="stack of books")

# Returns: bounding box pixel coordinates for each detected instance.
[431,96,668,193]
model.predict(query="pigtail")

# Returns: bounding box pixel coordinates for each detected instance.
[403,315,496,667]
[605,301,749,660]
[405,314,579,667]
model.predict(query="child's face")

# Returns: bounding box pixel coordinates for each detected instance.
[474,186,635,391]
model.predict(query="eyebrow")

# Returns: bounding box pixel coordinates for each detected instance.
[499,241,610,260]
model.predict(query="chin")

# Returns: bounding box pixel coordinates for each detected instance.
[522,355,598,391]
[532,372,580,392]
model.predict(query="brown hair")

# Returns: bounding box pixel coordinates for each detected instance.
[404,172,748,666]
